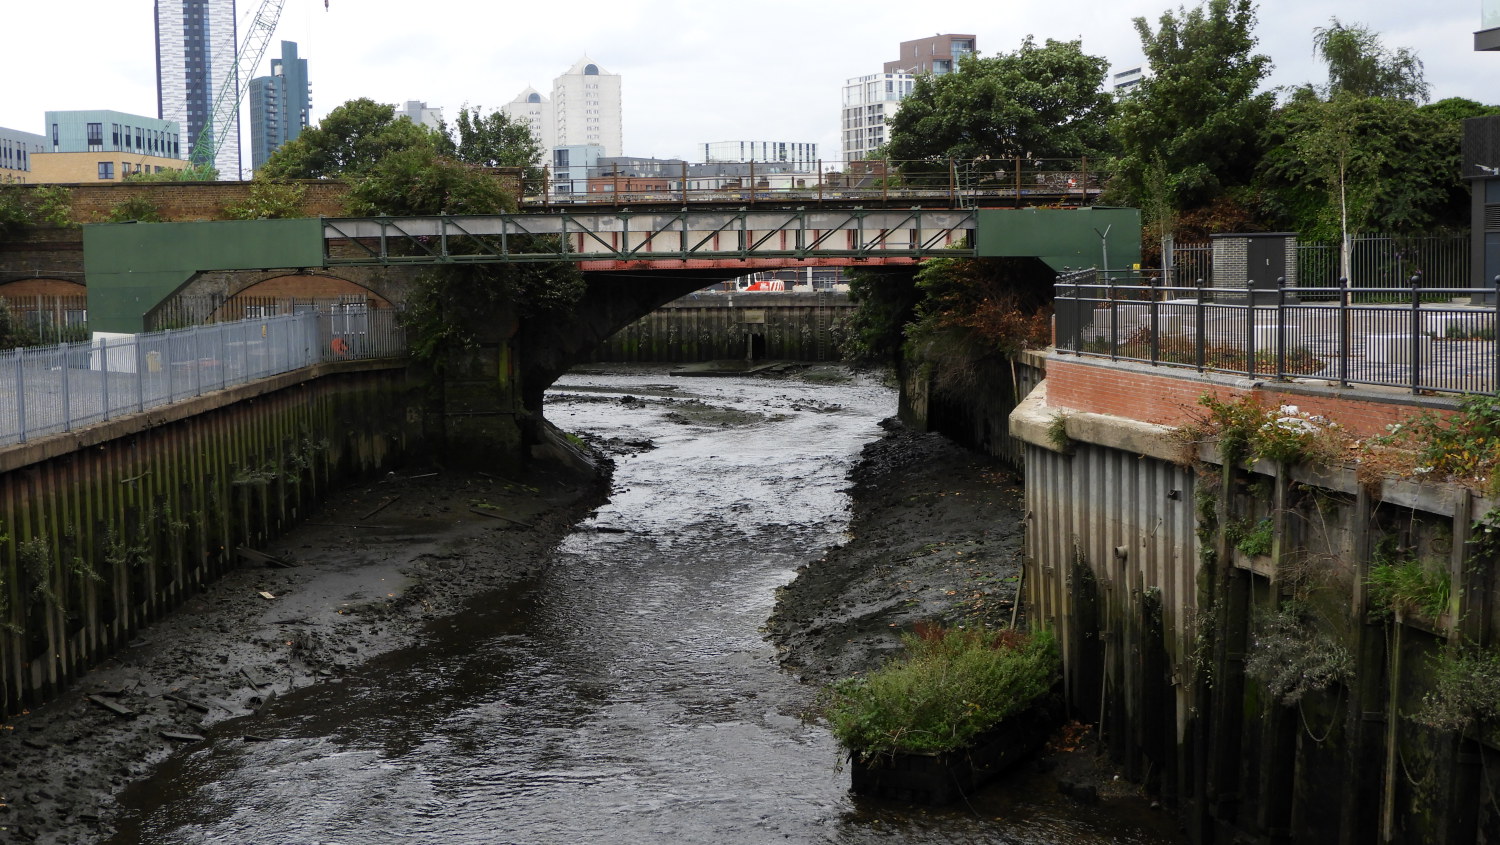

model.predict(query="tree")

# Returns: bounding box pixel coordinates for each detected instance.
[1109,0,1274,217]
[259,98,438,179]
[443,105,545,195]
[1313,18,1429,103]
[1258,92,1460,257]
[885,37,1114,181]
[343,144,517,216]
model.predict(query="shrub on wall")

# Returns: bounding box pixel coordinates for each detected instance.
[224,179,309,219]
[106,195,164,223]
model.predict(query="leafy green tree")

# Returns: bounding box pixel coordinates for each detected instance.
[1109,0,1274,217]
[344,145,517,216]
[1312,18,1429,102]
[1258,91,1460,253]
[885,37,1114,180]
[259,98,438,179]
[441,105,545,195]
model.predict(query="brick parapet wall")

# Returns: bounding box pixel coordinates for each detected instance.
[5,169,523,223]
[1044,354,1457,438]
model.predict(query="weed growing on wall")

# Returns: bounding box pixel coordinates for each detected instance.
[1245,601,1354,705]
[31,186,74,227]
[1366,537,1450,621]
[1046,412,1073,453]
[1228,517,1274,557]
[1181,394,1347,469]
[224,180,309,220]
[1363,395,1500,496]
[1415,643,1500,731]
[106,195,164,223]
[17,537,56,607]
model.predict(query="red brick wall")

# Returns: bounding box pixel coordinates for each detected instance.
[1045,357,1450,438]
[0,280,86,298]
[9,170,523,223]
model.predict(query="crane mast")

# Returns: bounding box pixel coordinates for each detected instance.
[189,0,288,173]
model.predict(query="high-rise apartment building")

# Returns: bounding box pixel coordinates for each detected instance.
[249,41,311,173]
[842,34,976,164]
[503,88,555,152]
[505,57,621,157]
[155,0,241,177]
[884,34,976,76]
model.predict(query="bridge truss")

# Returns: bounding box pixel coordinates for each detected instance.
[322,208,976,269]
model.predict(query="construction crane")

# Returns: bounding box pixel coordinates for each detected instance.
[188,0,288,171]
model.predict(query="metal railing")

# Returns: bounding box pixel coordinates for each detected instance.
[1164,234,1471,290]
[0,310,406,447]
[1055,270,1500,396]
[531,157,1112,209]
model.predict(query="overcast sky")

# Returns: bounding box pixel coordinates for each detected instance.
[5,0,1496,172]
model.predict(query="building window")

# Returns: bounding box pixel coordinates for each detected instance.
[98,162,114,180]
[87,123,104,151]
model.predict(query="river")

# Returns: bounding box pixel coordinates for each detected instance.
[106,365,1182,844]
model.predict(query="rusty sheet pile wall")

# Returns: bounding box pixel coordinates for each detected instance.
[0,364,418,717]
[1019,397,1500,844]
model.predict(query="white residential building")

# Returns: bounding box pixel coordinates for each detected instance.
[552,57,621,156]
[395,100,444,131]
[701,141,819,169]
[155,0,240,177]
[502,87,555,151]
[506,57,621,157]
[840,72,913,164]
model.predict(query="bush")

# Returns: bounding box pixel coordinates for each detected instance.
[106,195,163,223]
[224,179,308,219]
[31,186,74,227]
[821,626,1058,758]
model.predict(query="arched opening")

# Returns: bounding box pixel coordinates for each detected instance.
[527,92,541,103]
[150,274,396,329]
[0,279,89,342]
[584,64,599,76]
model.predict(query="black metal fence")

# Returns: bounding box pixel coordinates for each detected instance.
[1165,234,1471,290]
[1055,270,1500,396]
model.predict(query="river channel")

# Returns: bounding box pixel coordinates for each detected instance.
[106,366,1181,844]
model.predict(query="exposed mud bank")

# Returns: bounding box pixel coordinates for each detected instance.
[0,462,607,844]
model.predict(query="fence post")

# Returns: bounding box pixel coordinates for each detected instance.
[1276,277,1287,379]
[1073,273,1084,355]
[16,353,27,443]
[60,343,71,433]
[1108,272,1119,359]
[1493,276,1500,395]
[1149,272,1160,366]
[1409,274,1421,394]
[100,338,110,422]
[136,339,146,413]
[192,326,203,397]
[1245,278,1257,377]
[1196,278,1207,373]
[1338,277,1351,388]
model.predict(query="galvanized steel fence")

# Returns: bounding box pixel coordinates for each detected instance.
[1055,270,1500,396]
[0,310,406,446]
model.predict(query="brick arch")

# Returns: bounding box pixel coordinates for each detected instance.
[173,266,421,309]
[0,279,88,300]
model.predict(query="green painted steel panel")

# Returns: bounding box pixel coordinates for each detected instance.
[975,207,1141,273]
[83,219,325,332]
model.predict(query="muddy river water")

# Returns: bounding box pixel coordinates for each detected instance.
[106,367,1180,844]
